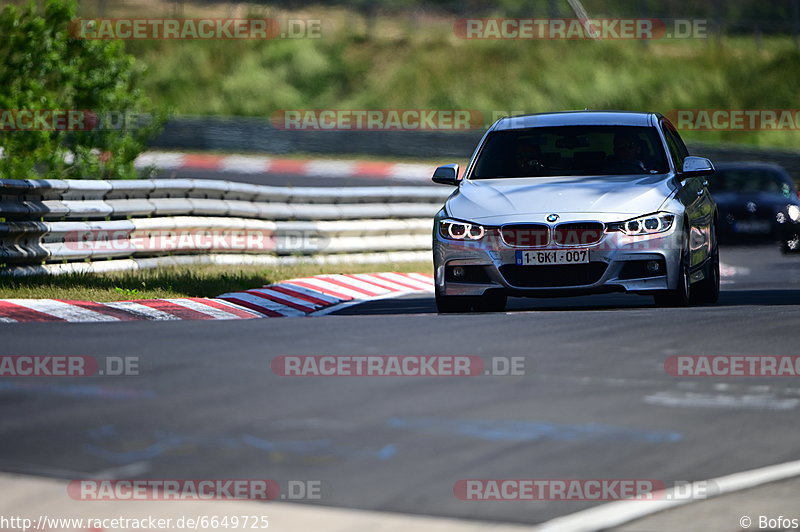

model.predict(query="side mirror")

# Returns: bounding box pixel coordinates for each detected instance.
[432,164,460,186]
[680,156,715,179]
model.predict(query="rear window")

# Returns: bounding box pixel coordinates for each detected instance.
[471,126,669,179]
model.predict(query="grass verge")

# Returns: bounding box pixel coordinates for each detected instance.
[0,261,433,301]
[111,4,800,150]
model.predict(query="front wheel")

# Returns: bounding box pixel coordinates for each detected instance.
[473,291,507,313]
[654,233,691,307]
[435,286,474,313]
[691,244,720,305]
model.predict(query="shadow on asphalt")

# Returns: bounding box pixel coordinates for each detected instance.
[330,289,800,316]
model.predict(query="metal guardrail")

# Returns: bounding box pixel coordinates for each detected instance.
[0,178,448,274]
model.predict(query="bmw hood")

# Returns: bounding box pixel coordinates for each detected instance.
[445,174,677,223]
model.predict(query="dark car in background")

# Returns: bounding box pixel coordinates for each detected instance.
[710,162,800,252]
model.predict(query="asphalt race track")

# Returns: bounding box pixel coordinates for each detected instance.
[1,245,799,525]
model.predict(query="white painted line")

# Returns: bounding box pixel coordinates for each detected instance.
[535,459,800,532]
[103,301,181,321]
[0,317,17,323]
[277,282,342,304]
[163,298,244,320]
[643,391,799,411]
[216,292,305,317]
[720,262,750,278]
[4,299,119,323]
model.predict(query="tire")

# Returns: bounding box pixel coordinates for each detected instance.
[654,226,691,307]
[435,286,474,313]
[473,291,507,313]
[691,243,720,305]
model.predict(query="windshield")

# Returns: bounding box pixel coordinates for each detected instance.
[471,125,670,179]
[710,168,795,197]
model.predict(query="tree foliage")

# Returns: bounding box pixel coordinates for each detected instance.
[0,0,161,179]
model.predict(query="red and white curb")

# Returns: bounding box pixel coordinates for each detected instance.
[136,152,436,181]
[0,298,263,323]
[218,272,434,317]
[0,273,434,323]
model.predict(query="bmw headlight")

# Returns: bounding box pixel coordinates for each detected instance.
[788,204,800,223]
[613,212,676,236]
[438,219,486,241]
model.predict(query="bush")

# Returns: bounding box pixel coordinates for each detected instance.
[0,0,162,179]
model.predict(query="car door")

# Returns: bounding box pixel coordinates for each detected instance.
[661,120,714,269]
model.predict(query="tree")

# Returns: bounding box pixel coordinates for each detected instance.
[0,0,162,179]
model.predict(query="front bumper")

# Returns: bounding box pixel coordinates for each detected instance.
[433,223,683,297]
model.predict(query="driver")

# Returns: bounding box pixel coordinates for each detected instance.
[515,138,543,175]
[603,133,647,174]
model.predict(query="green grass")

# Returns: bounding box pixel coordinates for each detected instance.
[0,261,433,301]
[110,6,800,151]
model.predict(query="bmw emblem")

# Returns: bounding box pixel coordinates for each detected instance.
[546,213,559,222]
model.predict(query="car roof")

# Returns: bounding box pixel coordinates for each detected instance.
[492,110,659,131]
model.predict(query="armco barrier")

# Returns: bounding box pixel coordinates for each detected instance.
[0,178,449,274]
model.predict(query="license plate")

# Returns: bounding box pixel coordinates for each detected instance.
[515,249,590,265]
[734,220,771,234]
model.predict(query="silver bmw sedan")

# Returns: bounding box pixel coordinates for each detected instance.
[431,111,719,312]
